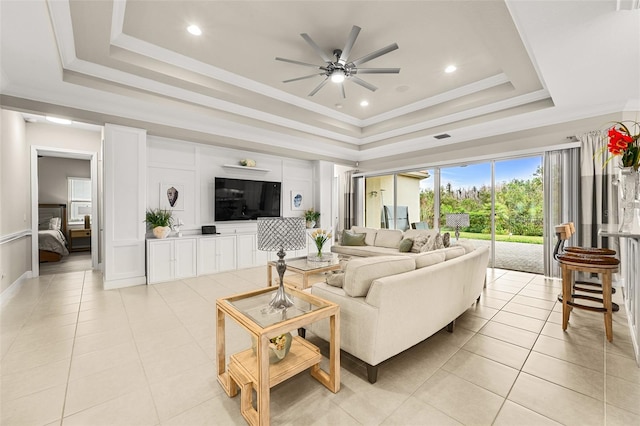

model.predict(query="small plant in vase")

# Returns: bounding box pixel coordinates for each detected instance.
[303,209,320,228]
[145,208,174,239]
[310,229,332,260]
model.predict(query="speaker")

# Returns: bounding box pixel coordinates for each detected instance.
[202,225,218,235]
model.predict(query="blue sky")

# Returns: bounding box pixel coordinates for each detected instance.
[420,156,542,190]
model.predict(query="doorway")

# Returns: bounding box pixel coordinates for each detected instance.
[30,147,99,277]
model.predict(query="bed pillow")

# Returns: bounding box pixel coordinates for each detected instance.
[48,217,61,231]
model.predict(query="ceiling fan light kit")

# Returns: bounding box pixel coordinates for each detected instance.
[276,25,400,98]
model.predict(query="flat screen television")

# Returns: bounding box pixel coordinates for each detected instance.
[214,177,281,221]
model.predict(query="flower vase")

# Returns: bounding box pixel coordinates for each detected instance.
[618,167,640,232]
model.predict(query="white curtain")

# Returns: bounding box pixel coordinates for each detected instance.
[579,131,619,255]
[543,147,580,277]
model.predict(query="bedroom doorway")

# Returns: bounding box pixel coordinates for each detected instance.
[30,147,99,277]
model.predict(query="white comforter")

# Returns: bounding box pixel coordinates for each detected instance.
[39,230,69,256]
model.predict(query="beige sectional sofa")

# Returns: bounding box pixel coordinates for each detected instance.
[331,226,443,257]
[306,242,489,383]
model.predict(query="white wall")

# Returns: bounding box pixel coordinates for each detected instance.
[0,109,31,294]
[146,136,317,234]
[38,157,90,205]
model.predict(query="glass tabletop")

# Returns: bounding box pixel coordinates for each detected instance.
[275,255,341,272]
[226,289,324,328]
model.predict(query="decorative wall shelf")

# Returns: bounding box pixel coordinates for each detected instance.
[222,164,271,173]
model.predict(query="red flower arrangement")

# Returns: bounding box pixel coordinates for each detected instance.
[603,121,639,171]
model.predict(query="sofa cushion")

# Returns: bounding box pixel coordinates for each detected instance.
[352,226,378,246]
[343,256,416,297]
[414,251,446,268]
[454,239,476,254]
[375,229,403,248]
[398,238,413,253]
[443,246,466,260]
[342,231,366,246]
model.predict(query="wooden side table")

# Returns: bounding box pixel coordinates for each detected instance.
[216,286,340,426]
[69,229,91,252]
[267,256,342,289]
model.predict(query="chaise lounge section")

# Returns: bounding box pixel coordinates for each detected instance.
[306,243,489,383]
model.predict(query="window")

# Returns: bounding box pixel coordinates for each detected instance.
[68,177,91,224]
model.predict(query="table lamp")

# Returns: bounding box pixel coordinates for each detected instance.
[446,213,470,241]
[257,217,307,310]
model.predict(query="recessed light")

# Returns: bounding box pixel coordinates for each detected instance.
[360,100,369,107]
[335,103,343,109]
[187,25,202,36]
[445,65,457,73]
[46,116,72,125]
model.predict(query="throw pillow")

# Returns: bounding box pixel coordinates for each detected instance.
[420,233,445,252]
[420,234,436,252]
[398,238,413,252]
[342,231,366,246]
[48,217,61,231]
[411,233,431,253]
[434,233,445,250]
[325,271,344,288]
[443,232,451,248]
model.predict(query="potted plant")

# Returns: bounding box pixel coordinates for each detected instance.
[303,209,320,228]
[145,208,174,239]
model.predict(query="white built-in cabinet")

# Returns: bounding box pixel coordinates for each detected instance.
[146,238,197,284]
[146,230,322,284]
[197,235,237,275]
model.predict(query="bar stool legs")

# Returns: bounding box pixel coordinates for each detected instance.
[558,255,619,342]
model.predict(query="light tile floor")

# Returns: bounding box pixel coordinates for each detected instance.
[1,267,639,425]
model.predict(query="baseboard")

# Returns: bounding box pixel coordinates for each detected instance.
[103,275,146,290]
[0,270,33,308]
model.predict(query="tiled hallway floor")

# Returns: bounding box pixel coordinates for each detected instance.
[1,267,639,425]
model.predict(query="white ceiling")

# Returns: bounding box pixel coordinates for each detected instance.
[1,1,638,165]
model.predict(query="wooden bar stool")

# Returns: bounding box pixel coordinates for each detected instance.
[553,223,619,312]
[557,253,619,341]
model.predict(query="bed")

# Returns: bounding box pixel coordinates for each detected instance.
[38,204,69,262]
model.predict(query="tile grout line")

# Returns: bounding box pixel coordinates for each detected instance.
[489,274,560,426]
[58,270,86,426]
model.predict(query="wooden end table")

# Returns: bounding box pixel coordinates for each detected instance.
[216,286,340,426]
[267,256,342,289]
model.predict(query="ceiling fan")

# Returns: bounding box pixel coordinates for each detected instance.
[276,25,400,98]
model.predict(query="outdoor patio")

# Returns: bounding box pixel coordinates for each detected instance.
[471,240,544,275]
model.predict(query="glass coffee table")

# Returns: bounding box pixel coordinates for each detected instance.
[216,286,340,425]
[267,255,342,289]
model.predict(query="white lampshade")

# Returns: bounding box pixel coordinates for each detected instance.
[257,217,306,251]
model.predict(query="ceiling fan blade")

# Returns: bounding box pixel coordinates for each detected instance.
[275,57,327,70]
[308,77,329,96]
[354,68,400,74]
[338,25,361,64]
[340,82,346,99]
[351,43,399,66]
[283,73,325,83]
[350,76,378,92]
[300,33,332,63]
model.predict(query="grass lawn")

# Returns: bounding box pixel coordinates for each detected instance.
[458,232,543,245]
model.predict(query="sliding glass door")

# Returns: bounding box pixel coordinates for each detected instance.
[361,156,544,273]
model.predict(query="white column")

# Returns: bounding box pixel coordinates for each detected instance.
[103,124,147,289]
